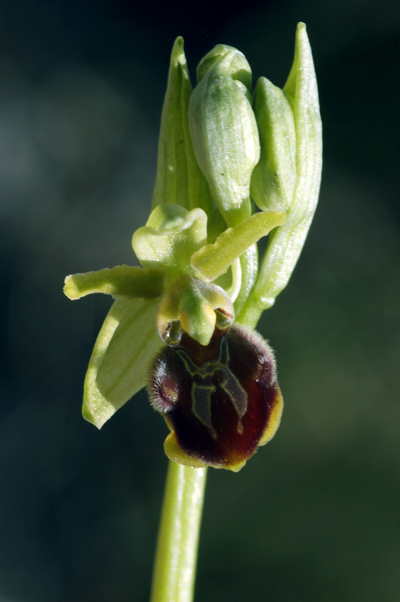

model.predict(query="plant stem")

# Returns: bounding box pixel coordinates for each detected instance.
[150,462,207,602]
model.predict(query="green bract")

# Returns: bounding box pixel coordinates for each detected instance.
[64,24,322,470]
[240,23,323,326]
[151,37,214,217]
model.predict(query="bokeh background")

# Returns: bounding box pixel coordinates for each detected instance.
[1,0,399,600]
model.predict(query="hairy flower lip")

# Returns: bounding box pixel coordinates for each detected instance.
[148,324,283,472]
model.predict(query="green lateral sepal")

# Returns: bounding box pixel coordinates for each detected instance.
[190,210,286,283]
[83,297,164,428]
[64,265,165,300]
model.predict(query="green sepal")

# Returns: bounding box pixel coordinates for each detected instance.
[240,23,322,323]
[189,44,260,226]
[64,265,165,300]
[250,77,296,212]
[83,297,163,428]
[190,210,286,282]
[152,37,214,216]
[132,204,207,282]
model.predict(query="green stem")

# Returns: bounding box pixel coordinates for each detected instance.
[150,462,207,602]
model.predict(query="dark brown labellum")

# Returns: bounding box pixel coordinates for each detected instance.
[148,323,283,471]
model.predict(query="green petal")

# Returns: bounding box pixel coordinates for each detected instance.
[152,37,214,216]
[64,265,165,300]
[83,297,163,428]
[190,210,285,282]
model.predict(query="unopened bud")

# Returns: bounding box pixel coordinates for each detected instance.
[250,77,296,212]
[189,45,260,226]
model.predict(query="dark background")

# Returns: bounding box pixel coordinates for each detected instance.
[1,0,399,600]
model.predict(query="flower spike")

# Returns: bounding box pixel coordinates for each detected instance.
[64,24,321,470]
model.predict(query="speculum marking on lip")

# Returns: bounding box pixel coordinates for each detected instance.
[191,383,217,439]
[148,323,282,470]
[177,336,248,438]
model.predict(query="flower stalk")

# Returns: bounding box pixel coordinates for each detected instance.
[150,464,207,602]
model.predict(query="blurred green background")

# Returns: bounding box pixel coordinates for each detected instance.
[0,0,399,600]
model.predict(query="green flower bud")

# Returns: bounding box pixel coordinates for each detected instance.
[250,77,297,212]
[189,44,260,226]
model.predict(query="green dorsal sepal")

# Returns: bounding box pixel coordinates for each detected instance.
[64,265,165,300]
[190,210,286,283]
